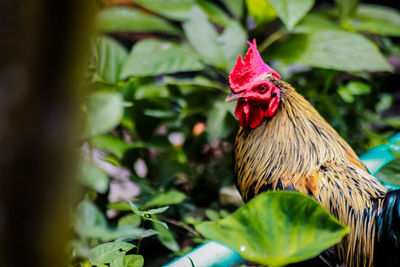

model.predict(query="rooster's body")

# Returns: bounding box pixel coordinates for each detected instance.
[227,40,400,267]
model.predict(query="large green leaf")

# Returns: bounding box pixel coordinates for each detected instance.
[77,161,109,193]
[91,36,127,84]
[219,21,248,70]
[121,39,204,78]
[268,30,392,72]
[183,7,226,68]
[376,158,400,186]
[83,92,124,137]
[196,191,349,266]
[95,7,180,35]
[269,0,315,30]
[89,242,135,264]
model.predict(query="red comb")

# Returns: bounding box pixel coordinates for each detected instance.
[229,39,280,93]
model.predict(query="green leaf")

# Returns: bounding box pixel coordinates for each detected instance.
[95,7,180,35]
[205,209,221,221]
[195,191,349,266]
[146,206,169,215]
[346,4,400,36]
[346,81,371,95]
[129,202,144,216]
[110,255,144,267]
[75,201,107,237]
[143,109,177,119]
[196,1,231,27]
[131,0,194,21]
[109,202,133,211]
[268,30,393,72]
[121,39,204,78]
[357,4,400,25]
[219,21,248,70]
[349,20,400,37]
[145,190,186,207]
[338,81,371,103]
[89,242,135,264]
[220,0,244,19]
[134,84,170,99]
[91,135,132,159]
[146,217,169,230]
[83,92,124,137]
[183,7,225,68]
[152,215,180,252]
[207,101,235,142]
[293,13,339,33]
[338,86,354,103]
[269,0,315,30]
[376,158,400,186]
[118,214,142,228]
[222,0,244,20]
[91,36,127,84]
[245,0,277,24]
[376,94,393,113]
[106,228,158,241]
[77,161,109,193]
[131,0,230,27]
[335,0,358,19]
[163,76,223,90]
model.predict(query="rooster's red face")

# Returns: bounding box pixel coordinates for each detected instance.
[226,39,281,129]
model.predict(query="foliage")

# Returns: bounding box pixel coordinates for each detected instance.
[376,141,400,186]
[72,0,400,266]
[196,192,349,266]
[376,157,400,186]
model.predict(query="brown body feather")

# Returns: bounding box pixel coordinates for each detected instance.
[233,78,387,267]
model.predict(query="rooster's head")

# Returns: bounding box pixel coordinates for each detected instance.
[226,39,281,129]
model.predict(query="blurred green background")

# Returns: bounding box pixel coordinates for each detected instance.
[72,0,400,266]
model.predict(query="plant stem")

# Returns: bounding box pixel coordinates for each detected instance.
[259,31,285,53]
[157,215,201,237]
[136,237,143,254]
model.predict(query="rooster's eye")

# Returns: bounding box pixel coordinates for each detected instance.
[258,85,268,94]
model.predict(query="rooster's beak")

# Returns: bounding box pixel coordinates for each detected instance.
[226,92,243,102]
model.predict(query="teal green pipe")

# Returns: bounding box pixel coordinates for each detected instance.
[163,133,400,267]
[360,132,400,190]
[163,240,243,267]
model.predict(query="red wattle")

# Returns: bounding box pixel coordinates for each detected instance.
[234,100,264,129]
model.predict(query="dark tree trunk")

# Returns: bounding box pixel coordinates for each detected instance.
[0,1,92,266]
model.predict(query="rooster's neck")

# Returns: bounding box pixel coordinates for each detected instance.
[233,84,382,200]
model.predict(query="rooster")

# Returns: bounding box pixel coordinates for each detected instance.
[226,39,400,267]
